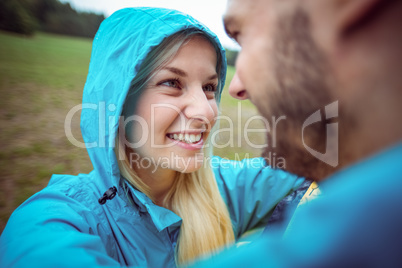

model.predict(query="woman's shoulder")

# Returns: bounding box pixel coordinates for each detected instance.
[2,172,133,243]
[11,172,139,224]
[0,173,127,267]
[6,172,118,232]
[43,172,100,204]
[11,173,100,217]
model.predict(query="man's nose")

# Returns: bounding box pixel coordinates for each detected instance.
[228,71,248,100]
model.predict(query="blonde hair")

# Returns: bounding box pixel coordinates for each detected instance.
[115,29,234,265]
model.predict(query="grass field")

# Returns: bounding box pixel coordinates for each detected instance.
[0,31,264,231]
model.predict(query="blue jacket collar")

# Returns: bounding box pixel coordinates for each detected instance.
[122,180,182,232]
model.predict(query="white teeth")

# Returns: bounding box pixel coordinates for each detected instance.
[185,134,191,143]
[168,133,203,144]
[190,134,195,143]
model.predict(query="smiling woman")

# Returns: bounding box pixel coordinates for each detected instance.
[123,35,219,175]
[115,30,234,264]
[0,7,304,268]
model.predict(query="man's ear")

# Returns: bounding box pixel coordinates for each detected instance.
[335,0,385,35]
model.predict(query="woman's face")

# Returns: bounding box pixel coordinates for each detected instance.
[128,36,219,174]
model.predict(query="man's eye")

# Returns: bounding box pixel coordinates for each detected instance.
[230,31,240,45]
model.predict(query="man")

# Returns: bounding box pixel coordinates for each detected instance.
[192,0,402,267]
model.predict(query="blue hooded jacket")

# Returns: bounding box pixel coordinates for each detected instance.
[0,8,303,267]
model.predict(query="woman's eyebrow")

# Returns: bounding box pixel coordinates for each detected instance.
[164,67,218,80]
[165,67,187,77]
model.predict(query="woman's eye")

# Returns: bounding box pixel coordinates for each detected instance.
[203,84,217,92]
[159,79,181,89]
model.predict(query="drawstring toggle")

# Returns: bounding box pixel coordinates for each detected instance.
[98,186,117,205]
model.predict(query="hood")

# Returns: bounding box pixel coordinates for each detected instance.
[80,7,227,189]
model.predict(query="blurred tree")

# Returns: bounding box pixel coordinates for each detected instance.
[0,0,104,38]
[44,3,104,38]
[25,0,58,26]
[0,0,37,35]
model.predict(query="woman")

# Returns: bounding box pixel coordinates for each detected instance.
[0,7,303,267]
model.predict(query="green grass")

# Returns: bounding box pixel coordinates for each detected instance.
[0,32,91,88]
[214,65,265,159]
[0,31,93,231]
[0,31,265,231]
[220,65,255,109]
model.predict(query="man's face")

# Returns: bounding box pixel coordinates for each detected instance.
[224,0,339,180]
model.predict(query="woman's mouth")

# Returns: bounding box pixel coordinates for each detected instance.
[167,133,202,144]
[166,132,204,150]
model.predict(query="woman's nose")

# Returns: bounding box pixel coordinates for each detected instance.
[229,71,248,100]
[183,89,216,126]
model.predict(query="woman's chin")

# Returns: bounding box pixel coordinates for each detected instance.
[172,157,204,173]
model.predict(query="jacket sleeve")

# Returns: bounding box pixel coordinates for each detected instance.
[212,156,304,239]
[190,165,402,268]
[0,182,122,268]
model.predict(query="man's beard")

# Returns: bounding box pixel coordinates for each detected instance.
[261,8,339,181]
